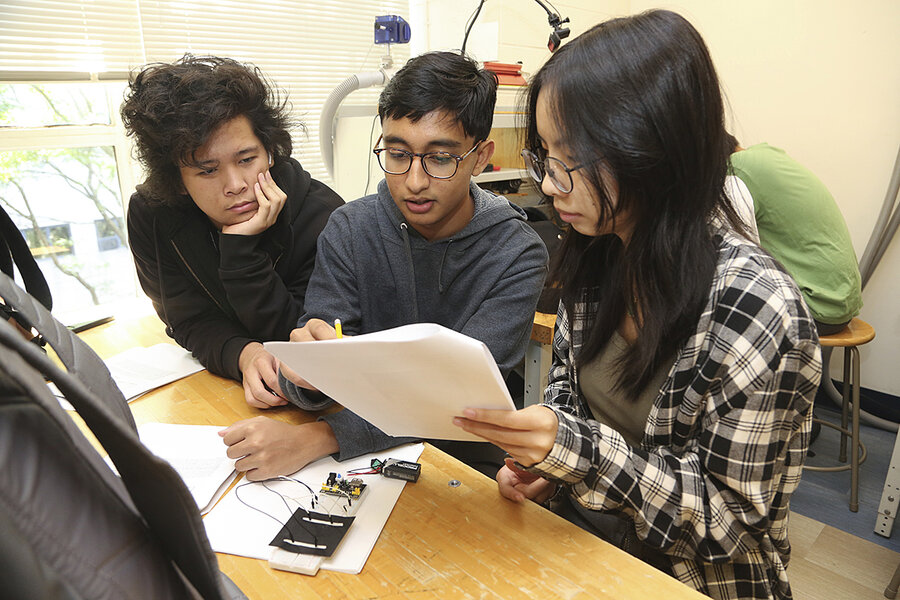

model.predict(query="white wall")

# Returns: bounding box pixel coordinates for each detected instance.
[413,0,900,396]
[628,1,900,395]
[411,1,628,74]
[410,0,628,108]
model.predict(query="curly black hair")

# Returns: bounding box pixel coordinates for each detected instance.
[121,54,296,207]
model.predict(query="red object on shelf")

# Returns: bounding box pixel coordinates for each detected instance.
[483,61,526,86]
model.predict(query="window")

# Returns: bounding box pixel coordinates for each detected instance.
[1,1,410,322]
[95,217,125,251]
[0,83,113,127]
[0,83,138,321]
[1,1,411,182]
[23,224,74,257]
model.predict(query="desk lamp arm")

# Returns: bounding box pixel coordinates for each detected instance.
[532,0,571,52]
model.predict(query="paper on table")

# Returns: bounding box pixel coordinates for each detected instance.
[203,442,424,574]
[107,343,204,400]
[54,343,203,410]
[138,423,236,514]
[265,323,515,442]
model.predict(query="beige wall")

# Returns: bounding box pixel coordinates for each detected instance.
[410,1,629,98]
[414,0,900,395]
[629,0,900,396]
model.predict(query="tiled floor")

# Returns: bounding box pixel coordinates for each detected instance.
[791,402,900,553]
[789,393,900,598]
[790,512,898,599]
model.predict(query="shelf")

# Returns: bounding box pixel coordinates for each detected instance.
[473,168,527,184]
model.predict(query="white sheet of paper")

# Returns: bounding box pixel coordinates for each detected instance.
[203,443,424,574]
[54,343,203,410]
[107,343,204,400]
[265,323,514,442]
[138,423,237,515]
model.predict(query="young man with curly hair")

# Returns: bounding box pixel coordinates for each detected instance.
[121,55,343,408]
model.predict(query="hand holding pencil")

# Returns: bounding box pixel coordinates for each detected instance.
[283,318,343,389]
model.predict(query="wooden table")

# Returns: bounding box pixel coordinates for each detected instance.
[74,314,705,600]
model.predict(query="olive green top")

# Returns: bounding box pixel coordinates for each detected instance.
[579,331,672,447]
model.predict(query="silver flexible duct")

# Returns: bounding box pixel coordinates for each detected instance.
[859,144,900,288]
[822,143,900,431]
[318,71,389,180]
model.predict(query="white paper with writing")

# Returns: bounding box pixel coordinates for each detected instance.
[265,323,515,442]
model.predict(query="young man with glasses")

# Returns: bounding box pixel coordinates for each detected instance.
[220,51,548,480]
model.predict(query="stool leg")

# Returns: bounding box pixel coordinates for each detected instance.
[850,346,861,513]
[839,348,851,462]
[885,560,900,598]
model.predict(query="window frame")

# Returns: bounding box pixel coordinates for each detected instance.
[0,80,142,320]
[0,82,139,213]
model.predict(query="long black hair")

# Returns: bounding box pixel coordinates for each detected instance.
[524,10,746,399]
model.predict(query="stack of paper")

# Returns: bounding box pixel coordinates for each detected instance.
[138,422,237,514]
[106,343,204,401]
[54,343,203,410]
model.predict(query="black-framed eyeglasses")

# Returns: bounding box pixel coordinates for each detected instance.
[373,136,482,180]
[521,148,586,194]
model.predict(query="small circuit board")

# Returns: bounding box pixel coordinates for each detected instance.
[320,472,367,499]
[269,472,368,575]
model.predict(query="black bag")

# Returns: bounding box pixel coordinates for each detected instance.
[0,272,246,600]
[0,204,53,345]
[0,204,52,311]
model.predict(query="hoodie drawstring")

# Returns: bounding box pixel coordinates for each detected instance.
[399,222,419,321]
[437,240,453,294]
[152,217,175,337]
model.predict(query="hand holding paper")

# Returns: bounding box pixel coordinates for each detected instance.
[452,404,559,466]
[282,318,342,390]
[266,323,515,441]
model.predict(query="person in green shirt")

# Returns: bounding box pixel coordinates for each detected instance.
[726,139,862,335]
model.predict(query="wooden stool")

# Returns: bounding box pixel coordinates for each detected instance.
[804,318,876,512]
[886,560,900,598]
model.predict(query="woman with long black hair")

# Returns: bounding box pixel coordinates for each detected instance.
[454,10,821,600]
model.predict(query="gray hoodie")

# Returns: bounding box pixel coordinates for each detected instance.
[281,179,548,460]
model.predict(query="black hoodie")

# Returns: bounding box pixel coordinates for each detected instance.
[127,157,343,380]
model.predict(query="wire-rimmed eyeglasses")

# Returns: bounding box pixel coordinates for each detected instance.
[373,136,482,180]
[521,148,586,194]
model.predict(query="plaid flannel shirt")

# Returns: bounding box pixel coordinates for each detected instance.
[531,232,821,600]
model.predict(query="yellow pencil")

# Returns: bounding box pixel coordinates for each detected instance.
[334,319,343,339]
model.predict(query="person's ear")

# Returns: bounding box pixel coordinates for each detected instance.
[471,139,495,176]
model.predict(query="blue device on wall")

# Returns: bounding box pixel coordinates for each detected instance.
[374,15,411,44]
